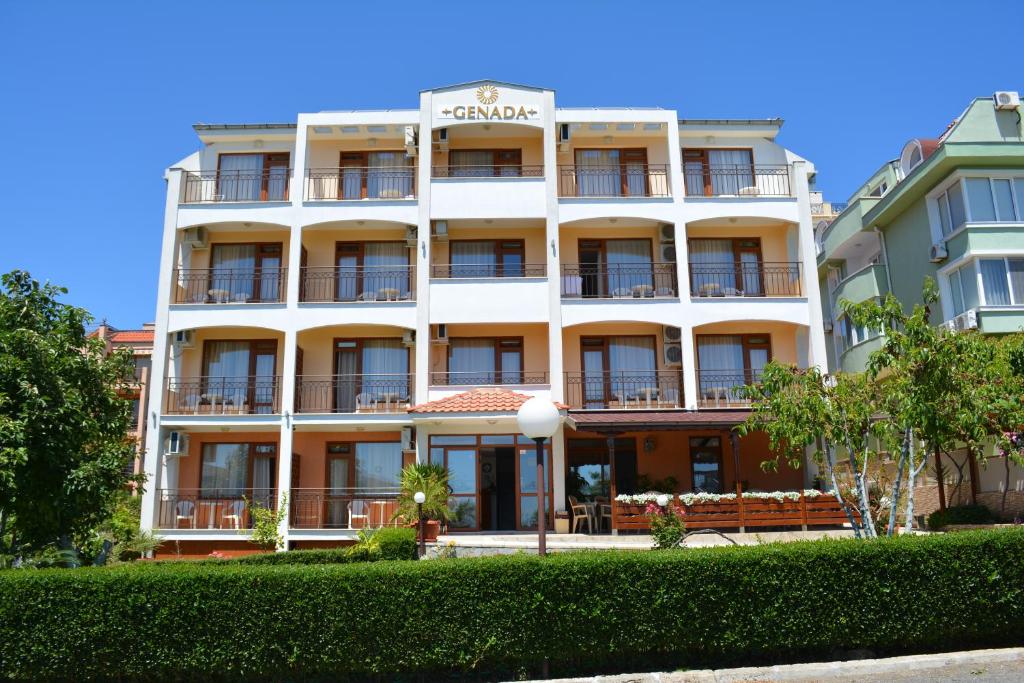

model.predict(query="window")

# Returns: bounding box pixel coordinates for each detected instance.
[217,153,289,201]
[580,336,660,409]
[688,238,764,296]
[448,149,522,177]
[448,338,523,385]
[867,180,888,198]
[697,335,770,401]
[978,258,1024,306]
[200,442,276,497]
[335,242,410,301]
[201,340,278,413]
[948,263,980,316]
[936,181,967,236]
[690,437,723,493]
[964,177,1023,223]
[577,238,657,297]
[683,148,754,196]
[333,338,409,411]
[208,243,283,303]
[339,151,413,199]
[575,148,649,196]
[449,240,525,277]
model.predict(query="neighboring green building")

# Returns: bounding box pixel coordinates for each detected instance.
[818,91,1024,374]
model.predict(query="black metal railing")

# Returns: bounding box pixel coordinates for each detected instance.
[295,374,414,413]
[304,167,416,200]
[560,263,677,298]
[689,262,802,297]
[290,488,402,529]
[431,263,546,278]
[558,164,670,198]
[697,369,763,407]
[432,164,544,178]
[430,370,548,386]
[684,164,791,197]
[564,371,683,410]
[173,268,287,304]
[164,376,281,415]
[181,170,290,203]
[155,489,277,529]
[299,266,415,302]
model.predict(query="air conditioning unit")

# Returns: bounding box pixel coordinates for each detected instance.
[435,127,449,151]
[929,242,948,263]
[660,224,675,243]
[663,342,683,367]
[164,430,188,457]
[660,243,677,263]
[172,329,195,349]
[401,426,413,451]
[402,330,416,348]
[182,226,207,249]
[431,220,448,242]
[405,225,418,247]
[947,309,978,331]
[558,123,571,151]
[823,319,834,333]
[432,323,448,345]
[663,325,682,344]
[404,125,418,156]
[994,91,1021,110]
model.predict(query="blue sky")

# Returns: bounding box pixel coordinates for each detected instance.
[2,0,1021,328]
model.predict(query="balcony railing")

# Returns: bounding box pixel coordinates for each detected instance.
[564,371,683,410]
[181,170,290,203]
[431,263,546,278]
[561,263,678,298]
[432,164,543,178]
[164,376,281,415]
[684,165,791,197]
[304,167,416,201]
[689,262,802,297]
[430,371,549,386]
[155,489,277,530]
[295,374,414,413]
[697,369,762,408]
[173,268,287,304]
[299,266,415,302]
[290,488,402,529]
[558,164,670,198]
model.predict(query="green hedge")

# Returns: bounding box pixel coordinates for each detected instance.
[207,528,418,566]
[2,530,1023,681]
[927,504,995,530]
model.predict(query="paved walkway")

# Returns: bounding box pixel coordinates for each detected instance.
[533,647,1024,682]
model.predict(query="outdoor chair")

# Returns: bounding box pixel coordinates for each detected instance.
[348,500,370,529]
[222,500,245,529]
[599,502,612,532]
[175,500,195,529]
[568,496,592,534]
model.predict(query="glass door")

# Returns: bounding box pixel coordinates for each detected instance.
[516,439,551,530]
[581,337,609,408]
[326,445,354,527]
[446,449,479,530]
[735,239,763,295]
[249,341,278,413]
[263,153,289,201]
[579,240,605,297]
[340,152,365,199]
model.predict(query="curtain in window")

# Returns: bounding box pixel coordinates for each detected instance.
[966,178,996,222]
[334,345,358,412]
[450,150,493,177]
[949,270,964,316]
[1009,259,1024,305]
[362,340,409,400]
[606,240,653,295]
[576,149,620,196]
[608,337,656,400]
[218,154,263,201]
[449,339,495,385]
[689,239,733,295]
[251,456,273,506]
[947,182,967,229]
[707,150,753,195]
[367,152,411,198]
[980,259,1011,306]
[451,241,496,277]
[698,336,745,401]
[200,443,250,496]
[994,179,1017,221]
[355,442,403,489]
[205,341,250,379]
[210,244,256,302]
[363,242,409,297]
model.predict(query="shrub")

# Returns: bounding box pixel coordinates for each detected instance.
[1,530,1022,681]
[646,502,686,549]
[197,527,417,566]
[927,504,995,530]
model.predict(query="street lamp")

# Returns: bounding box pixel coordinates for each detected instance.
[516,397,561,556]
[414,490,426,558]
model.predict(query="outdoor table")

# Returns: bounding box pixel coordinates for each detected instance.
[378,288,399,301]
[208,288,230,303]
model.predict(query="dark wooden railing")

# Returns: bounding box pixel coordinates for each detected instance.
[696,369,762,407]
[181,170,290,203]
[689,262,802,297]
[432,164,543,178]
[289,488,403,529]
[684,164,791,197]
[295,374,414,413]
[173,268,287,304]
[564,370,683,410]
[430,371,548,386]
[304,167,416,200]
[155,489,277,529]
[431,263,546,278]
[164,376,281,415]
[558,164,670,198]
[560,263,677,298]
[299,266,415,302]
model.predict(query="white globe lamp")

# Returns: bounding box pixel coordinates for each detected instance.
[516,398,561,556]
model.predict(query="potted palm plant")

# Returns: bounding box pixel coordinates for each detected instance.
[393,463,450,542]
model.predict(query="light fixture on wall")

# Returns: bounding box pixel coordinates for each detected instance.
[550,239,556,257]
[253,139,264,149]
[603,135,613,145]
[644,437,656,453]
[367,137,378,147]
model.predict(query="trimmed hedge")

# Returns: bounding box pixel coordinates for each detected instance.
[2,530,1023,681]
[927,504,995,530]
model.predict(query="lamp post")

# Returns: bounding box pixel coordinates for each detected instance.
[414,490,426,558]
[516,397,561,556]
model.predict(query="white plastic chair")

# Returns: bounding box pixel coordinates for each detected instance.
[175,500,195,528]
[222,500,245,529]
[348,500,370,529]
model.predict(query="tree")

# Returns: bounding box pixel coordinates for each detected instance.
[0,270,137,555]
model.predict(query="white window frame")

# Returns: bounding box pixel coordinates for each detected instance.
[929,171,1024,245]
[977,256,1024,307]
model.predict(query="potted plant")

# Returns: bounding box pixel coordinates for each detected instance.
[394,463,449,542]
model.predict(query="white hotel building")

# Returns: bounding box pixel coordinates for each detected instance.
[140,81,828,554]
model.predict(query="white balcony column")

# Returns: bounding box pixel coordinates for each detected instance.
[275,327,298,550]
[415,91,433,404]
[680,324,699,410]
[286,123,309,306]
[551,422,567,512]
[140,169,183,533]
[792,160,829,371]
[541,90,564,402]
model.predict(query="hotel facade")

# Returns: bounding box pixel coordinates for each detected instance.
[139,81,832,553]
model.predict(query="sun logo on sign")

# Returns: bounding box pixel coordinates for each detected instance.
[475,85,499,105]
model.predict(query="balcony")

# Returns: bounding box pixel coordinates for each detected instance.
[155,489,276,530]
[558,165,670,198]
[432,164,543,178]
[560,263,678,298]
[684,165,791,197]
[430,370,549,386]
[564,371,683,410]
[689,262,803,297]
[430,263,546,278]
[696,369,761,408]
[832,263,888,306]
[173,268,287,304]
[164,376,281,415]
[299,266,416,303]
[181,170,290,204]
[295,374,414,414]
[290,488,401,529]
[304,167,416,201]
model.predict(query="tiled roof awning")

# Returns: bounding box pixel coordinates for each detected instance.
[566,410,751,432]
[408,388,568,415]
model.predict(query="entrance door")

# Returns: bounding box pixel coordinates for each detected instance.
[516,443,552,530]
[479,446,516,531]
[735,239,764,295]
[445,449,478,530]
[579,240,605,297]
[326,445,354,527]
